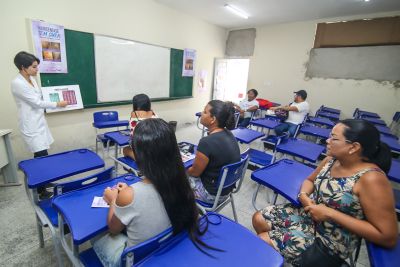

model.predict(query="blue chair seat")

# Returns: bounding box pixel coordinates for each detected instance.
[367,235,400,267]
[117,156,139,171]
[38,199,59,227]
[248,148,273,167]
[79,248,103,267]
[196,199,214,208]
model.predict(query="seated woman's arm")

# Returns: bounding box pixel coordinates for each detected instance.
[187,151,209,177]
[103,186,134,235]
[305,171,398,248]
[298,157,331,207]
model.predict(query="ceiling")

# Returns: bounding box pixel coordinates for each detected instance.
[155,0,400,28]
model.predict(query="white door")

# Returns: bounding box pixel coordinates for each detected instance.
[213,58,250,103]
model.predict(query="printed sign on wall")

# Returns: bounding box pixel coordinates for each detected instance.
[182,48,196,77]
[32,20,68,73]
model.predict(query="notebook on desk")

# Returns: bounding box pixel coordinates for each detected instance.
[178,143,195,163]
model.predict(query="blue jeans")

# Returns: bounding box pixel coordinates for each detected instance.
[92,233,128,267]
[274,122,298,137]
[238,117,251,128]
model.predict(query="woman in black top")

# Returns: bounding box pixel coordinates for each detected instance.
[187,100,241,204]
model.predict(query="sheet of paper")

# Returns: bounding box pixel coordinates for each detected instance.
[42,84,84,113]
[181,151,195,163]
[91,196,109,208]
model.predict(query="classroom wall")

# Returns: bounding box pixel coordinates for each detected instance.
[248,11,400,123]
[0,0,226,160]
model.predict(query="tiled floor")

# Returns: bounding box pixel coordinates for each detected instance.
[0,124,376,266]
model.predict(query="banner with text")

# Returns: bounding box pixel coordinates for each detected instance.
[32,20,68,73]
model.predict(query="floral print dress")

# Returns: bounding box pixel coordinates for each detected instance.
[261,159,382,265]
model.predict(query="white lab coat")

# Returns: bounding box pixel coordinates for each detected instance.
[11,73,57,153]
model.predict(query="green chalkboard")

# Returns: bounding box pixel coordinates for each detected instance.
[40,29,193,108]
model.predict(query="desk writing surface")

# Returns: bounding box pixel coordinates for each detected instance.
[135,214,283,267]
[104,131,130,146]
[231,128,265,144]
[277,138,325,163]
[19,149,104,188]
[251,159,315,206]
[388,159,400,183]
[0,136,8,168]
[52,175,141,244]
[92,120,129,129]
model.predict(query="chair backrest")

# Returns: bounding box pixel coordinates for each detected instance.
[54,167,114,196]
[216,154,249,190]
[120,227,173,266]
[234,111,240,128]
[353,108,359,118]
[93,111,119,123]
[393,111,400,122]
[294,113,309,138]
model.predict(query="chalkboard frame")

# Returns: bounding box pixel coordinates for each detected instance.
[40,29,193,108]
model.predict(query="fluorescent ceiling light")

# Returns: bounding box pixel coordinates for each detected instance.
[224,4,249,19]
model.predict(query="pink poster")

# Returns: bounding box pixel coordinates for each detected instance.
[31,20,68,73]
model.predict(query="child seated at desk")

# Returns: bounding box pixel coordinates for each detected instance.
[122,93,157,160]
[94,118,211,266]
[187,100,241,204]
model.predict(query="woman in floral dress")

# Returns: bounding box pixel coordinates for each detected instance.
[252,119,398,265]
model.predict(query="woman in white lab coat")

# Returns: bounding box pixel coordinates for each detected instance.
[11,51,68,197]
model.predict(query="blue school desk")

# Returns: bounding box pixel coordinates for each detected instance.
[320,106,341,114]
[375,125,393,135]
[275,138,325,163]
[363,117,387,126]
[117,142,197,174]
[388,159,400,183]
[52,174,141,265]
[18,149,105,266]
[358,111,380,119]
[366,235,400,267]
[250,118,281,135]
[317,111,340,121]
[231,127,265,144]
[381,135,400,154]
[307,116,335,128]
[19,149,105,188]
[92,120,129,129]
[135,213,284,267]
[251,159,315,208]
[299,124,331,140]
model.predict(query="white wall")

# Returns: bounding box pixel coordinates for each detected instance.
[0,0,226,160]
[248,11,400,123]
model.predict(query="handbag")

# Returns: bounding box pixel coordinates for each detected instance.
[274,108,288,122]
[298,238,349,267]
[298,159,349,267]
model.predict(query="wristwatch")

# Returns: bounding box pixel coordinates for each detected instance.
[297,191,308,199]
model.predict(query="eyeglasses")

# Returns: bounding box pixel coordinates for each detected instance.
[328,133,352,144]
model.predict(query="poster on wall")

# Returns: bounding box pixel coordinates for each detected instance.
[182,48,196,77]
[197,70,208,93]
[31,20,68,73]
[41,85,83,113]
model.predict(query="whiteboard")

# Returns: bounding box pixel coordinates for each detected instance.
[94,35,170,102]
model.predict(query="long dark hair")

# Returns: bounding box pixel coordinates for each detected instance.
[208,100,236,130]
[131,118,216,253]
[132,94,151,111]
[340,119,392,173]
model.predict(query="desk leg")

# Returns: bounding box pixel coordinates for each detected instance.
[0,134,21,186]
[114,144,119,174]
